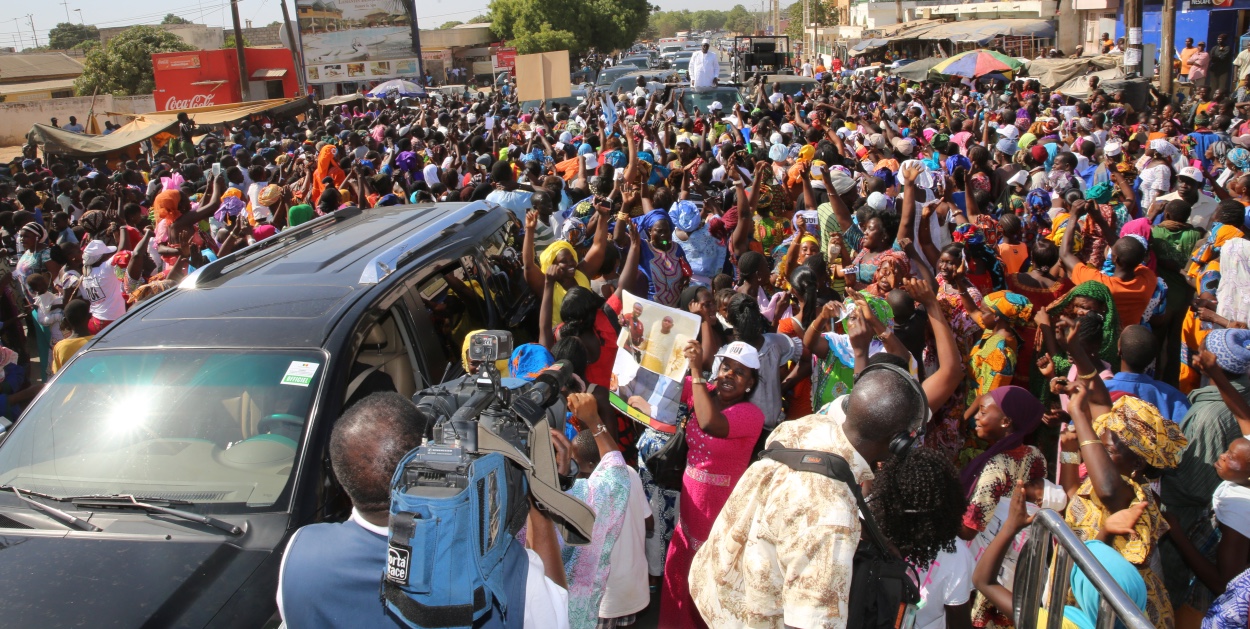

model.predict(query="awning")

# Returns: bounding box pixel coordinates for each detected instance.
[913,19,1055,44]
[890,57,945,81]
[1025,53,1122,88]
[317,93,381,106]
[251,68,287,80]
[0,77,76,96]
[1052,66,1125,98]
[851,38,889,53]
[28,96,310,157]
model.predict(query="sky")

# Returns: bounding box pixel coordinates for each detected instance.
[0,0,741,51]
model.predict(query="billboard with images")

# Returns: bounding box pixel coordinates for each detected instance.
[295,0,422,85]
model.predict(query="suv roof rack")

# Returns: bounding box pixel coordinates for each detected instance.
[358,201,495,285]
[180,206,363,288]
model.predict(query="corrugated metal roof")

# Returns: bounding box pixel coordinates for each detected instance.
[0,53,83,82]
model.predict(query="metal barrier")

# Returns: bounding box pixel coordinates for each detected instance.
[1010,509,1153,629]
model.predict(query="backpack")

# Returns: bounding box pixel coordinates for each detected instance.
[761,445,920,629]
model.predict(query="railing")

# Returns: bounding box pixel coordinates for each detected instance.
[1011,509,1153,629]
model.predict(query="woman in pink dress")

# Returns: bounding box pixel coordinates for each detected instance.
[660,340,765,629]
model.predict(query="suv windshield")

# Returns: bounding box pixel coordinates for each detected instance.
[682,89,744,113]
[0,348,324,511]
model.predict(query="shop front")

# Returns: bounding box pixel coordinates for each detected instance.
[152,48,300,111]
[1123,0,1250,91]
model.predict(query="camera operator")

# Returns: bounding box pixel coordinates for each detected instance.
[277,392,572,629]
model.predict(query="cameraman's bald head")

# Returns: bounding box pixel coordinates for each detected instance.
[329,392,429,515]
[844,367,923,463]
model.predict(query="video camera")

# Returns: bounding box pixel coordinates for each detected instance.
[383,331,594,628]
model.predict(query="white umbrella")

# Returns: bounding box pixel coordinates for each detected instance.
[367,79,425,98]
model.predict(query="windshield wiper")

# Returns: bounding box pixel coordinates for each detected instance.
[0,486,102,532]
[70,495,243,536]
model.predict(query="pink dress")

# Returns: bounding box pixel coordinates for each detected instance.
[660,378,765,628]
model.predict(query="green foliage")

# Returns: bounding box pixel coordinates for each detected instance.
[724,4,755,34]
[161,13,192,25]
[267,21,283,28]
[48,22,99,51]
[649,10,691,38]
[784,0,835,42]
[439,20,464,29]
[75,25,195,96]
[690,10,726,32]
[223,34,250,48]
[468,14,492,24]
[511,24,580,54]
[488,0,649,53]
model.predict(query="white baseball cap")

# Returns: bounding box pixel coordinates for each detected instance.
[780,122,796,135]
[709,101,723,111]
[1179,166,1204,184]
[866,191,890,211]
[701,38,710,45]
[997,124,1020,141]
[714,341,761,369]
[1007,170,1029,187]
[1104,140,1123,157]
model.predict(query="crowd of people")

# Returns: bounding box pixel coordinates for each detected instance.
[11,46,1250,629]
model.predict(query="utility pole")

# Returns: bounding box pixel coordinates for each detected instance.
[1123,0,1143,76]
[1160,0,1176,97]
[26,14,38,48]
[803,0,810,55]
[60,1,71,23]
[279,0,306,96]
[74,9,83,25]
[230,0,250,101]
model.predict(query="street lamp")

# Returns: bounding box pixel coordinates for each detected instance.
[74,9,83,25]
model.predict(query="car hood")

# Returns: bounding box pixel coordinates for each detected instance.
[0,532,269,627]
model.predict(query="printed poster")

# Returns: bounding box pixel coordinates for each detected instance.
[611,291,702,425]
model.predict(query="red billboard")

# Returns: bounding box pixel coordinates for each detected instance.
[152,48,300,111]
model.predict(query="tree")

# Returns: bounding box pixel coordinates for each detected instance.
[48,22,99,51]
[649,10,693,38]
[223,34,250,48]
[467,14,491,23]
[690,10,726,32]
[75,25,195,96]
[511,24,580,54]
[784,0,834,42]
[267,21,283,28]
[439,20,464,29]
[161,13,193,25]
[724,4,755,34]
[489,0,648,53]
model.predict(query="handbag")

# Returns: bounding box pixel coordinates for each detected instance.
[644,413,689,492]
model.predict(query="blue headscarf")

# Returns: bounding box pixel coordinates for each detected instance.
[603,150,628,169]
[577,143,595,156]
[637,150,671,185]
[509,344,555,381]
[946,154,971,175]
[1064,541,1147,629]
[669,200,700,233]
[634,209,670,236]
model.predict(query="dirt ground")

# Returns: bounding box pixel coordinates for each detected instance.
[0,146,25,165]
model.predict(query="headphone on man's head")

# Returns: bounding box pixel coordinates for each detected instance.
[848,361,930,458]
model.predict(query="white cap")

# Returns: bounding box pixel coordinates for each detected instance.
[770,132,783,145]
[83,240,117,265]
[1179,166,1205,184]
[780,122,796,135]
[701,38,710,45]
[1104,140,1122,157]
[997,124,1020,141]
[709,101,723,111]
[714,341,760,369]
[1007,170,1029,187]
[866,191,890,211]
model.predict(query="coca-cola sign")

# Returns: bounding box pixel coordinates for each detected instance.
[164,94,217,110]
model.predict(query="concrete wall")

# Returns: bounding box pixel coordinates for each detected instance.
[0,94,155,146]
[99,24,225,51]
[241,25,283,47]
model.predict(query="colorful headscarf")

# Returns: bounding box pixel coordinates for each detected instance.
[1229,147,1250,171]
[858,289,895,330]
[19,222,47,245]
[287,204,314,227]
[953,224,1007,291]
[983,290,1035,328]
[311,144,347,205]
[153,189,182,224]
[509,344,555,381]
[633,209,670,236]
[1205,328,1250,375]
[1084,181,1114,205]
[1065,541,1148,629]
[214,196,246,223]
[1093,395,1187,470]
[870,249,911,294]
[258,184,283,208]
[1187,222,1245,293]
[1048,212,1086,253]
[669,200,701,233]
[1045,281,1121,366]
[538,241,591,327]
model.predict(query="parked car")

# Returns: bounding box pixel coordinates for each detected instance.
[0,201,536,628]
[520,89,589,113]
[596,65,642,87]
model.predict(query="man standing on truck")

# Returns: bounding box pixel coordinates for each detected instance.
[688,39,719,93]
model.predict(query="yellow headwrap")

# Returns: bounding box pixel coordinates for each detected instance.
[538,241,591,326]
[1093,396,1187,470]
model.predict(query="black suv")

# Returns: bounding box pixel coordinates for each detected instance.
[0,201,534,627]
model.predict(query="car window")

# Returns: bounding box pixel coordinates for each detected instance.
[0,348,324,511]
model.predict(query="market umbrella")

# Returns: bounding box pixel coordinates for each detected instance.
[930,50,1015,80]
[367,79,425,98]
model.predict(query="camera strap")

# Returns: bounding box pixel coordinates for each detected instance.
[488,416,596,546]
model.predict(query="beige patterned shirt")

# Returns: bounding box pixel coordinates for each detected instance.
[689,407,872,629]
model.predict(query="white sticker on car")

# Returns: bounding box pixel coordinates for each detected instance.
[281,361,319,387]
